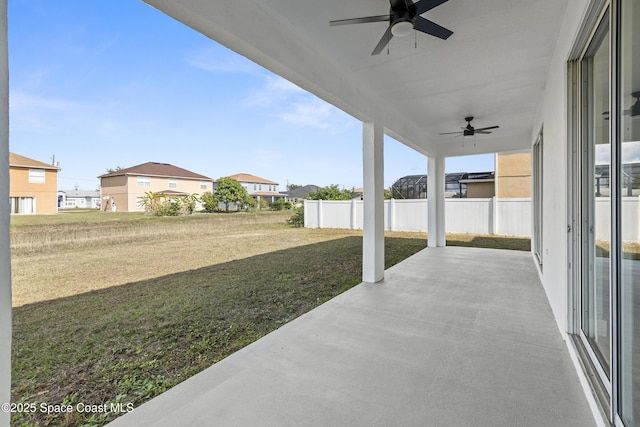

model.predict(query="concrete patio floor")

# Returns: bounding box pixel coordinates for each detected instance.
[108,246,595,427]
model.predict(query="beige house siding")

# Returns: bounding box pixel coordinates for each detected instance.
[100,175,129,212]
[101,174,210,212]
[9,154,59,215]
[466,181,495,198]
[126,176,206,212]
[497,152,532,198]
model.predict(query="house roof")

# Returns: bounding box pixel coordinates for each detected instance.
[60,190,100,198]
[226,173,278,185]
[9,152,60,170]
[98,162,211,180]
[283,185,319,198]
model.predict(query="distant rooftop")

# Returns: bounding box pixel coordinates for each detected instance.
[98,162,211,180]
[9,152,60,170]
[225,173,278,185]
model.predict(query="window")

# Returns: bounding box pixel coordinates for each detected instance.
[168,179,177,189]
[28,169,45,184]
[10,197,35,214]
[532,131,543,268]
[137,176,151,187]
[200,181,208,190]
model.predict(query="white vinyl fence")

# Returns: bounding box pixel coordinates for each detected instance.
[305,198,531,237]
[305,196,640,241]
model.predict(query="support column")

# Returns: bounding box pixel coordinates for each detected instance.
[428,156,446,247]
[0,1,11,424]
[362,120,384,283]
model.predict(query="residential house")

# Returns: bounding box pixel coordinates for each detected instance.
[9,152,60,215]
[218,173,284,204]
[390,172,495,199]
[282,184,319,203]
[98,162,212,212]
[495,151,532,198]
[58,190,101,209]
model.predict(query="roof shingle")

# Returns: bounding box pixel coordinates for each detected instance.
[9,152,60,170]
[98,162,211,180]
[226,173,278,185]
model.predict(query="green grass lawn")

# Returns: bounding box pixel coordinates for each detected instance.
[9,210,531,426]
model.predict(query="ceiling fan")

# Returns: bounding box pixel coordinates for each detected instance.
[440,116,500,137]
[329,0,453,55]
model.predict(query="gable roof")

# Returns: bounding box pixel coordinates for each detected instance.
[9,152,60,170]
[226,173,278,185]
[283,185,319,198]
[98,162,211,180]
[60,190,100,198]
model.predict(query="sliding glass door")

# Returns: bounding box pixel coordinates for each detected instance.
[579,10,611,378]
[572,1,640,424]
[619,0,640,424]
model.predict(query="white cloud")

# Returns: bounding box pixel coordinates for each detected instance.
[275,99,334,129]
[186,47,262,75]
[10,92,83,111]
[246,75,352,130]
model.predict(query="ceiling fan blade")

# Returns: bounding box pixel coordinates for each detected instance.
[371,26,393,55]
[414,16,453,40]
[475,131,492,134]
[474,125,499,132]
[439,131,463,135]
[330,15,390,26]
[412,0,449,15]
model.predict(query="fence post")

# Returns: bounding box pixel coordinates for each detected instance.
[389,198,395,231]
[318,199,323,229]
[491,197,498,235]
[351,199,356,229]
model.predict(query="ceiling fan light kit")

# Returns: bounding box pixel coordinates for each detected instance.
[391,20,413,37]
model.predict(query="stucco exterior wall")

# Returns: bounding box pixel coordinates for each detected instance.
[532,0,591,333]
[497,152,532,198]
[100,175,129,212]
[466,182,495,198]
[101,175,210,212]
[9,167,58,214]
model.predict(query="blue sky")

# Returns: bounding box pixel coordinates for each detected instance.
[8,0,493,191]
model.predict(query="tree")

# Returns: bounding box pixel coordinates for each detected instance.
[287,183,302,190]
[214,177,251,212]
[307,184,354,200]
[201,191,219,213]
[105,166,122,174]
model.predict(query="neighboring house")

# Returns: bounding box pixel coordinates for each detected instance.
[495,151,532,198]
[459,172,495,198]
[58,190,101,209]
[9,152,60,215]
[283,185,319,203]
[390,172,495,199]
[98,162,212,212]
[218,173,285,203]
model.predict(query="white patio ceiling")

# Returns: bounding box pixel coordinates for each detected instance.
[142,0,569,158]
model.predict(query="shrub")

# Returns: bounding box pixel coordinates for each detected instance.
[270,198,292,211]
[287,206,304,227]
[201,192,218,213]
